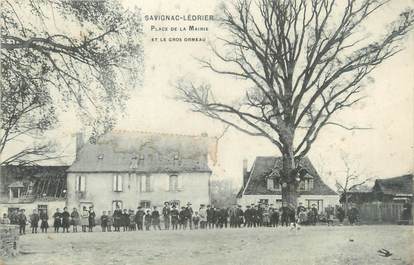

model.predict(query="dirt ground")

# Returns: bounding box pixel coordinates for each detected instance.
[1,225,413,265]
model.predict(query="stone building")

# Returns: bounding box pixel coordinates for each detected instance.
[66,131,214,213]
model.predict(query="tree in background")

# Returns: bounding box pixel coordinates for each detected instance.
[336,156,371,217]
[1,0,143,165]
[178,0,413,208]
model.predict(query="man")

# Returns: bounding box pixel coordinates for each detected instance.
[244,205,252,227]
[185,202,193,229]
[179,206,187,229]
[251,204,258,227]
[30,209,40,234]
[151,206,161,230]
[310,204,318,225]
[18,209,27,235]
[219,207,229,228]
[135,206,145,231]
[236,205,244,228]
[270,205,280,227]
[206,205,215,229]
[162,202,171,230]
[170,205,179,230]
[88,206,96,232]
[53,208,62,233]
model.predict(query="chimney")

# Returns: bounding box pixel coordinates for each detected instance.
[243,159,248,187]
[75,132,84,159]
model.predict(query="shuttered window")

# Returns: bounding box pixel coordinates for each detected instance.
[169,175,178,191]
[267,178,274,190]
[75,176,86,192]
[113,174,123,192]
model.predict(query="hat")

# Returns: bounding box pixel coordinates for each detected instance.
[187,202,192,205]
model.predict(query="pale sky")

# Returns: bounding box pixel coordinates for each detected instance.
[5,0,414,191]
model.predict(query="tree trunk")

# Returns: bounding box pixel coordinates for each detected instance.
[281,144,298,209]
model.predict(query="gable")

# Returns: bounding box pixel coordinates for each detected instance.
[241,157,337,196]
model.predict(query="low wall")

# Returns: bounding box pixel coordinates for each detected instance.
[0,225,19,257]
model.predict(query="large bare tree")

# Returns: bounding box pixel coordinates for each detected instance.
[1,0,143,165]
[177,0,413,207]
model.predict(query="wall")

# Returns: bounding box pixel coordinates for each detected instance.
[67,172,211,213]
[0,225,19,257]
[237,194,339,212]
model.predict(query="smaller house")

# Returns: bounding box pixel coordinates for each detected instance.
[0,165,68,221]
[341,174,413,224]
[237,156,338,212]
[341,174,413,204]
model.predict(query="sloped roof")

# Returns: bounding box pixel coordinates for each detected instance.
[238,156,337,197]
[373,174,413,195]
[8,181,24,188]
[67,131,213,173]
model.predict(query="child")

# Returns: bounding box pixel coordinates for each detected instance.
[170,205,179,230]
[40,210,48,233]
[62,207,70,233]
[192,211,200,229]
[101,211,108,232]
[107,211,113,232]
[18,209,27,235]
[30,209,40,233]
[144,210,152,231]
[80,206,89,232]
[1,213,10,224]
[129,210,136,231]
[53,208,61,233]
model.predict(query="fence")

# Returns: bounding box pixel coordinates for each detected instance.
[0,225,19,256]
[357,202,406,224]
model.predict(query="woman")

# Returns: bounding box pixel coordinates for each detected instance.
[40,210,49,233]
[70,208,80,232]
[80,206,89,232]
[113,205,122,232]
[61,207,70,233]
[88,206,96,232]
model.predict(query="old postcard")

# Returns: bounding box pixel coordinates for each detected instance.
[0,0,413,264]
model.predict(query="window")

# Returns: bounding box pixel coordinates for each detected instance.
[308,179,314,190]
[169,175,178,191]
[140,200,151,208]
[306,199,323,211]
[11,188,19,198]
[141,175,152,192]
[38,205,48,215]
[112,200,123,210]
[113,174,123,192]
[75,176,86,192]
[267,178,274,190]
[259,199,269,204]
[298,181,306,191]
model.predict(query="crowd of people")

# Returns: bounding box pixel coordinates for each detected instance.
[0,202,358,235]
